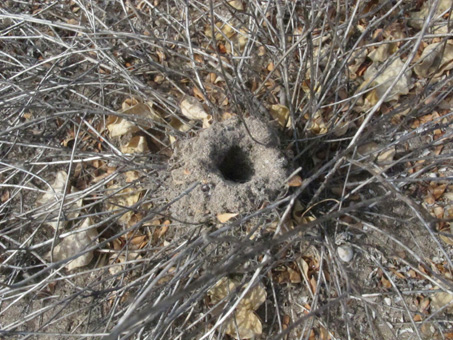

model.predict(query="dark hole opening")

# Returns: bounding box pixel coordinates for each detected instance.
[217,145,254,183]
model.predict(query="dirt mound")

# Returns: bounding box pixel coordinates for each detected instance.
[169,116,289,222]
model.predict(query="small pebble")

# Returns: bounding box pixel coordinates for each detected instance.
[337,245,354,262]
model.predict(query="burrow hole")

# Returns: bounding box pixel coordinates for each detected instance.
[217,145,254,183]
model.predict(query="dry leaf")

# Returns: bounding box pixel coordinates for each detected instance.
[348,48,367,77]
[154,221,169,240]
[368,42,398,62]
[363,58,412,103]
[225,308,263,339]
[292,200,316,224]
[273,265,290,284]
[205,22,235,40]
[130,234,146,246]
[390,268,406,279]
[192,86,205,100]
[440,223,453,245]
[408,269,418,278]
[1,190,9,203]
[357,142,379,157]
[288,267,302,283]
[414,41,453,78]
[222,112,236,121]
[409,0,453,29]
[168,116,192,144]
[376,146,396,165]
[419,297,430,313]
[307,111,328,135]
[106,186,142,226]
[434,205,445,219]
[282,315,290,330]
[209,277,238,303]
[38,171,68,207]
[108,251,141,275]
[444,332,453,340]
[363,89,379,107]
[332,121,351,137]
[209,278,266,340]
[297,257,310,280]
[46,218,98,271]
[288,175,303,187]
[120,135,149,154]
[37,171,82,230]
[217,212,238,223]
[180,96,209,120]
[237,28,249,50]
[238,282,267,311]
[202,115,212,128]
[432,183,448,200]
[413,314,423,322]
[319,326,331,340]
[270,104,292,128]
[228,0,244,11]
[156,266,176,285]
[170,117,191,132]
[220,22,235,39]
[431,291,453,313]
[381,276,392,289]
[124,170,141,183]
[107,99,160,137]
[267,62,274,72]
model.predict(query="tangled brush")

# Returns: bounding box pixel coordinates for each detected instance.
[1,1,453,339]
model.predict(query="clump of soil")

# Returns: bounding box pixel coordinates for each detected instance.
[169,116,289,222]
